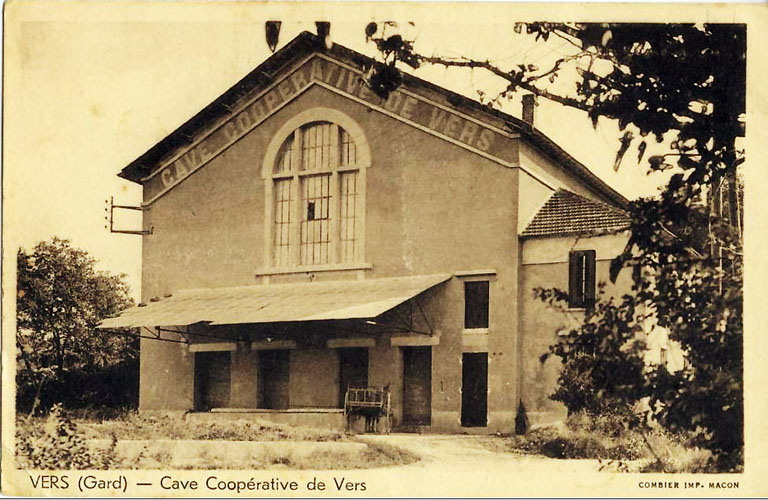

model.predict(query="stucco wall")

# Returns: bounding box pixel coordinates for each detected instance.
[519,142,612,205]
[517,170,555,230]
[128,54,669,435]
[289,348,339,408]
[230,349,258,408]
[138,333,194,411]
[138,81,525,427]
[519,232,632,422]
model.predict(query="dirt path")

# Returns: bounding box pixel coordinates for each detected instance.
[358,433,603,471]
[359,433,524,465]
[346,434,613,496]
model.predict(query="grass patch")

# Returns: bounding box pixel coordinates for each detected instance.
[76,412,344,442]
[16,408,417,470]
[351,441,420,469]
[16,405,118,469]
[482,411,712,472]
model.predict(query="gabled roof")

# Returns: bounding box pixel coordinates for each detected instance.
[119,31,628,209]
[521,189,631,238]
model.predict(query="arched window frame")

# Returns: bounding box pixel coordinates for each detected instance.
[261,108,371,274]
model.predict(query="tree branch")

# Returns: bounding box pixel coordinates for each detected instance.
[419,55,592,112]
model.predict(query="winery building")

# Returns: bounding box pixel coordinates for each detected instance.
[101,31,640,432]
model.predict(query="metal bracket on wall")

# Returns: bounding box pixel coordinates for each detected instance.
[155,326,191,344]
[105,325,247,345]
[364,298,434,336]
[105,196,152,236]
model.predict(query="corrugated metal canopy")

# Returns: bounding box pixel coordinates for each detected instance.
[99,274,450,329]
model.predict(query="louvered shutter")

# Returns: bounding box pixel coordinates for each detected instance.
[584,250,596,307]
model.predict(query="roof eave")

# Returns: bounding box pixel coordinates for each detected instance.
[520,225,631,240]
[118,32,629,210]
[119,31,321,183]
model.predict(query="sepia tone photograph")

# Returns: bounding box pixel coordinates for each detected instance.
[3,1,766,496]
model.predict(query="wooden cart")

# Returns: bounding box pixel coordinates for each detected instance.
[344,386,392,433]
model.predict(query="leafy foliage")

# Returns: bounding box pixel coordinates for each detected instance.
[539,205,742,470]
[16,404,117,469]
[366,23,744,470]
[538,285,647,416]
[16,237,136,412]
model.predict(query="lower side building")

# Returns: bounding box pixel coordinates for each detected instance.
[103,272,529,432]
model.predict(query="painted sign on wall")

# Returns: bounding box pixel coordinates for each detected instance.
[143,55,518,204]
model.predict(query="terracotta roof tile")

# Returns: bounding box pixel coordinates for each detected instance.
[522,190,631,238]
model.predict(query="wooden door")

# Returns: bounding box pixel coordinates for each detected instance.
[194,351,231,411]
[338,348,369,407]
[258,349,290,409]
[402,346,431,425]
[461,352,488,427]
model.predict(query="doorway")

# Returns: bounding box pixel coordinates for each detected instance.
[257,349,290,409]
[461,352,488,427]
[402,346,431,425]
[194,351,231,411]
[338,348,369,407]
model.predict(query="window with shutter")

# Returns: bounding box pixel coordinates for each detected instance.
[568,250,596,309]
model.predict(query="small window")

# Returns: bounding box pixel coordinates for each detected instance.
[464,281,489,329]
[660,347,668,366]
[569,250,596,309]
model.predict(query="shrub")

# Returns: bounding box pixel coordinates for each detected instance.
[566,409,632,438]
[605,438,645,461]
[540,434,607,459]
[16,361,139,417]
[506,427,607,459]
[514,399,529,435]
[16,404,116,469]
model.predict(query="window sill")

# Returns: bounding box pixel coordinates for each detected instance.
[462,328,489,335]
[567,307,586,312]
[454,269,497,278]
[255,262,373,277]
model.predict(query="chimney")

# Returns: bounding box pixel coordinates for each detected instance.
[522,94,537,127]
[315,22,332,50]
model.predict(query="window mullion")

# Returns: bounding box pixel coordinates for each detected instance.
[355,167,365,263]
[290,130,303,267]
[289,174,300,267]
[329,124,340,264]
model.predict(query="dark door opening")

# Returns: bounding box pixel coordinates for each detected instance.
[338,348,369,407]
[194,351,231,411]
[402,346,431,425]
[258,349,290,409]
[461,352,488,427]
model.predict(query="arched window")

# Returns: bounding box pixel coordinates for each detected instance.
[268,121,364,268]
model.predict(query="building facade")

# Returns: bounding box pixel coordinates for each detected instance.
[102,32,649,432]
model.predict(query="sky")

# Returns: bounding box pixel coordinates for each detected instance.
[3,2,755,300]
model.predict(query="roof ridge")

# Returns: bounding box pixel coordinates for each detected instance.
[119,31,628,208]
[556,189,629,214]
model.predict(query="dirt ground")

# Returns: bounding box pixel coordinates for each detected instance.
[359,433,598,469]
[341,434,613,496]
